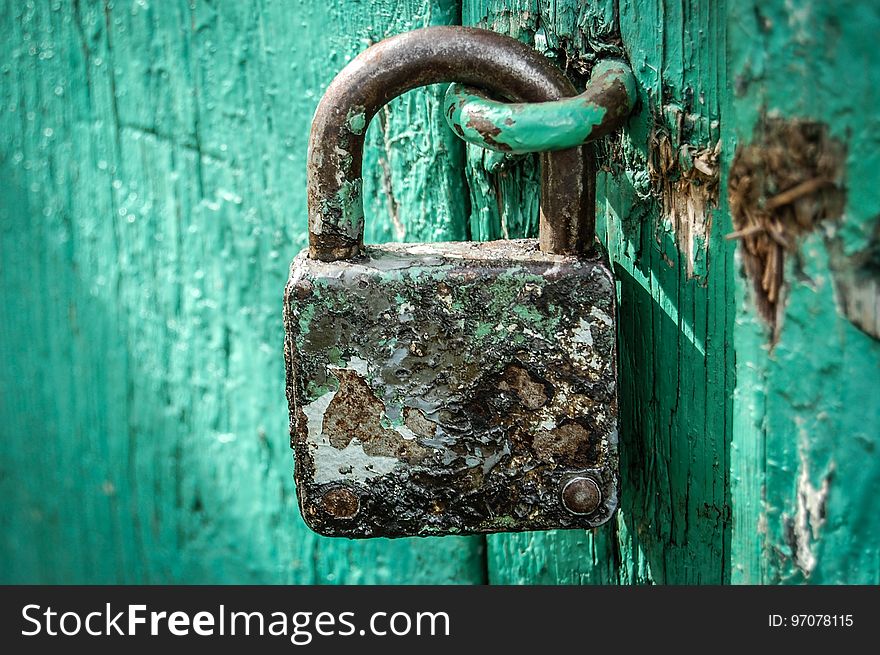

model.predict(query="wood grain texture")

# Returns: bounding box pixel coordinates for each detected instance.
[0,0,484,584]
[726,0,880,584]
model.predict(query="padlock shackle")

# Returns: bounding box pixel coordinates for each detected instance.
[308,26,593,262]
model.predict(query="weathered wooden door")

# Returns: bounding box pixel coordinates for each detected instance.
[1,0,877,584]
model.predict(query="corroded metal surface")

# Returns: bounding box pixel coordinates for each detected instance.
[443,60,637,154]
[307,26,594,260]
[292,26,627,538]
[284,240,618,537]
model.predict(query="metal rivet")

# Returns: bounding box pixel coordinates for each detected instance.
[560,477,601,515]
[320,487,360,519]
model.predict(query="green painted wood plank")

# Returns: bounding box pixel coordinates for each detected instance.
[726,0,880,584]
[0,0,484,584]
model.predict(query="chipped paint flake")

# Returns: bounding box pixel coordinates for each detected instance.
[302,387,401,484]
[590,306,613,326]
[784,425,833,578]
[572,318,594,346]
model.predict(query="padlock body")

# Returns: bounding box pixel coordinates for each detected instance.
[284,239,618,537]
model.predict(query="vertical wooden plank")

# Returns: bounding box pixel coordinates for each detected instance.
[0,0,484,583]
[726,0,880,584]
[466,0,732,584]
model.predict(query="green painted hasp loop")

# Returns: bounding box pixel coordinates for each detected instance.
[444,60,637,154]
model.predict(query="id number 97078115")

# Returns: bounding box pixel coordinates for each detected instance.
[769,614,854,628]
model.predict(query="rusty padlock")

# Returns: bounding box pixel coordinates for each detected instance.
[283,26,635,537]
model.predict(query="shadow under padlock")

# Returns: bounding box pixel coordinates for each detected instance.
[282,26,636,538]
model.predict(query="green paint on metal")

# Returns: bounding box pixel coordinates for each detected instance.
[443,60,636,153]
[298,304,318,337]
[323,178,366,234]
[474,322,494,339]
[445,88,607,153]
[347,110,367,135]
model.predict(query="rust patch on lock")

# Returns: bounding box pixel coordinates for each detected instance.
[464,112,512,152]
[284,239,619,537]
[498,364,550,410]
[324,370,387,450]
[324,370,432,462]
[532,421,594,466]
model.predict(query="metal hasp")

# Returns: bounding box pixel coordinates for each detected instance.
[284,26,635,538]
[444,59,637,154]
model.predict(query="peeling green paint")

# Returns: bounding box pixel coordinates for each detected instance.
[347,109,367,135]
[444,60,636,153]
